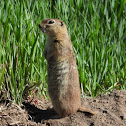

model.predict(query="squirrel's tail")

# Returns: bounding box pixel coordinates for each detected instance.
[78,107,96,116]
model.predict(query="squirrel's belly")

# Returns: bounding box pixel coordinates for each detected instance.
[47,61,69,100]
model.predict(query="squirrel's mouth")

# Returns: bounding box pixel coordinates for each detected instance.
[39,24,46,33]
[42,30,46,33]
[41,30,46,33]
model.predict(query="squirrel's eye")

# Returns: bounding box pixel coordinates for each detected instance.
[48,20,55,24]
[61,22,63,26]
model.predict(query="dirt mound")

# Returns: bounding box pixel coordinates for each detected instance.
[0,90,126,126]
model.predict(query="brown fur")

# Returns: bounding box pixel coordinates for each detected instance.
[39,19,95,117]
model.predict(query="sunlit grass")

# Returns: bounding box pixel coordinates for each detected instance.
[0,0,126,104]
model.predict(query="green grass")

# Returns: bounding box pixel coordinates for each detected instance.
[0,0,126,104]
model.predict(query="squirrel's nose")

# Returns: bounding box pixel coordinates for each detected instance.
[39,24,41,28]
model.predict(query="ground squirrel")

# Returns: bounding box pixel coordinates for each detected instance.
[39,19,95,117]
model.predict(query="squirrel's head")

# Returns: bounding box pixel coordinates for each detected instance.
[39,19,68,37]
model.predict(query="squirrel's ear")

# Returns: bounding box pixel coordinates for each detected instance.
[60,21,63,26]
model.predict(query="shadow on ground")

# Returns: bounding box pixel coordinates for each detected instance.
[23,102,57,122]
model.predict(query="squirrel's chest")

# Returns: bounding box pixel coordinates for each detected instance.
[48,61,69,85]
[44,41,62,62]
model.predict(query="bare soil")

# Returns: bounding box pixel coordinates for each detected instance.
[0,90,126,126]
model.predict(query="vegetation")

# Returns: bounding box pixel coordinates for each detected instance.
[0,0,126,104]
